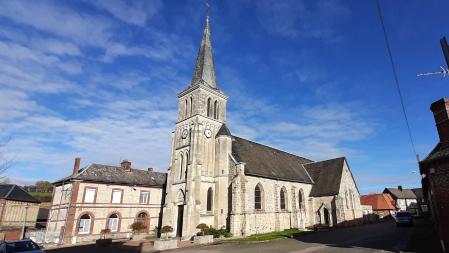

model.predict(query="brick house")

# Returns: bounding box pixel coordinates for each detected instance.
[360,193,397,219]
[46,158,166,244]
[420,98,449,253]
[0,184,40,240]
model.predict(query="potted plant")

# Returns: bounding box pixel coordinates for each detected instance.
[130,222,147,240]
[194,223,214,245]
[153,225,177,250]
[96,228,112,246]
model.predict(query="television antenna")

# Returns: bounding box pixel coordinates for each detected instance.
[417,37,449,78]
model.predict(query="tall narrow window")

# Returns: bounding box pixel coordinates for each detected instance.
[185,99,188,118]
[78,214,91,234]
[207,187,213,211]
[179,154,184,180]
[184,153,189,179]
[108,213,119,232]
[207,98,211,117]
[280,188,286,210]
[213,100,218,119]
[298,190,303,210]
[190,97,193,116]
[255,185,262,210]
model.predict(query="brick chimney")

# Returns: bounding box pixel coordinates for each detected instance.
[147,168,153,172]
[398,185,403,191]
[72,157,80,176]
[121,160,132,172]
[431,98,449,143]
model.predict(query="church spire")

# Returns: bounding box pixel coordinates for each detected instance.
[191,15,217,89]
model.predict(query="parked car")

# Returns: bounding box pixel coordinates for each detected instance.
[394,211,413,226]
[0,239,44,253]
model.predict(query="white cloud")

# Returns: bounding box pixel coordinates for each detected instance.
[89,0,163,26]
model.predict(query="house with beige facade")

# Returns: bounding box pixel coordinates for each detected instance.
[46,158,166,244]
[161,15,363,239]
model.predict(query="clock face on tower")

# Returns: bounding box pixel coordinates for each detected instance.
[181,129,189,139]
[204,129,212,138]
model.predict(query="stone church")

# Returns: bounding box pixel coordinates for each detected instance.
[161,16,363,239]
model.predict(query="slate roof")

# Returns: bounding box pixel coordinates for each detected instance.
[303,157,346,197]
[360,193,396,210]
[216,124,231,137]
[54,164,167,187]
[0,184,40,203]
[383,188,417,199]
[231,136,314,183]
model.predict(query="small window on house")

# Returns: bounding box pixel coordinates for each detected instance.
[78,214,91,234]
[84,188,96,203]
[140,192,150,204]
[280,188,286,210]
[298,190,303,210]
[207,187,213,212]
[111,189,122,204]
[108,213,119,232]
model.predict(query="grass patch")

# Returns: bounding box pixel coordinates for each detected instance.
[225,228,304,243]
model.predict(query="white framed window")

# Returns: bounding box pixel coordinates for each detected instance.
[140,191,149,204]
[111,189,122,204]
[108,214,119,232]
[84,188,96,203]
[78,214,91,234]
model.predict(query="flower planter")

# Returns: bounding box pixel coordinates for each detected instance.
[95,238,112,247]
[153,238,178,250]
[194,235,213,245]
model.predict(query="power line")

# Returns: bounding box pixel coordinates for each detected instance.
[375,0,419,163]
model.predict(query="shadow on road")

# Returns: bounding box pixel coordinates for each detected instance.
[46,241,145,253]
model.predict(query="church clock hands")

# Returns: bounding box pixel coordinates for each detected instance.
[181,129,189,139]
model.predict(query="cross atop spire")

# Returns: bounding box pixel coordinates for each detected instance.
[191,13,217,89]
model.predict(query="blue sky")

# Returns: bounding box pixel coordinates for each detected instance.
[0,0,448,194]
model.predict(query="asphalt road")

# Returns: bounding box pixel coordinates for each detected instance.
[47,221,419,253]
[164,221,414,253]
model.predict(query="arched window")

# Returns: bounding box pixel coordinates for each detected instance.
[298,190,303,210]
[207,187,213,212]
[213,100,218,119]
[136,212,148,230]
[190,97,193,116]
[184,153,189,179]
[179,154,184,180]
[185,99,188,118]
[207,98,211,117]
[255,184,263,210]
[108,213,119,232]
[78,214,91,234]
[280,188,287,210]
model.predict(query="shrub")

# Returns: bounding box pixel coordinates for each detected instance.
[207,228,232,238]
[196,223,209,236]
[130,222,147,233]
[161,225,173,239]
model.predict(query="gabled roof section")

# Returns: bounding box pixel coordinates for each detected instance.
[54,164,167,187]
[0,184,40,203]
[216,124,231,137]
[191,16,217,89]
[231,136,314,183]
[304,157,345,197]
[383,188,417,199]
[360,193,396,210]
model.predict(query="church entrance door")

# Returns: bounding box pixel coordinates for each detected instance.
[323,208,330,226]
[176,205,184,237]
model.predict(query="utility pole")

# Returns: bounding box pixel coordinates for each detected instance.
[417,36,449,77]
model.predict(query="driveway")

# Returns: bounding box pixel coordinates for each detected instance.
[47,220,439,253]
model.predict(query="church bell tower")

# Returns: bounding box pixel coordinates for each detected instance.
[161,14,232,239]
